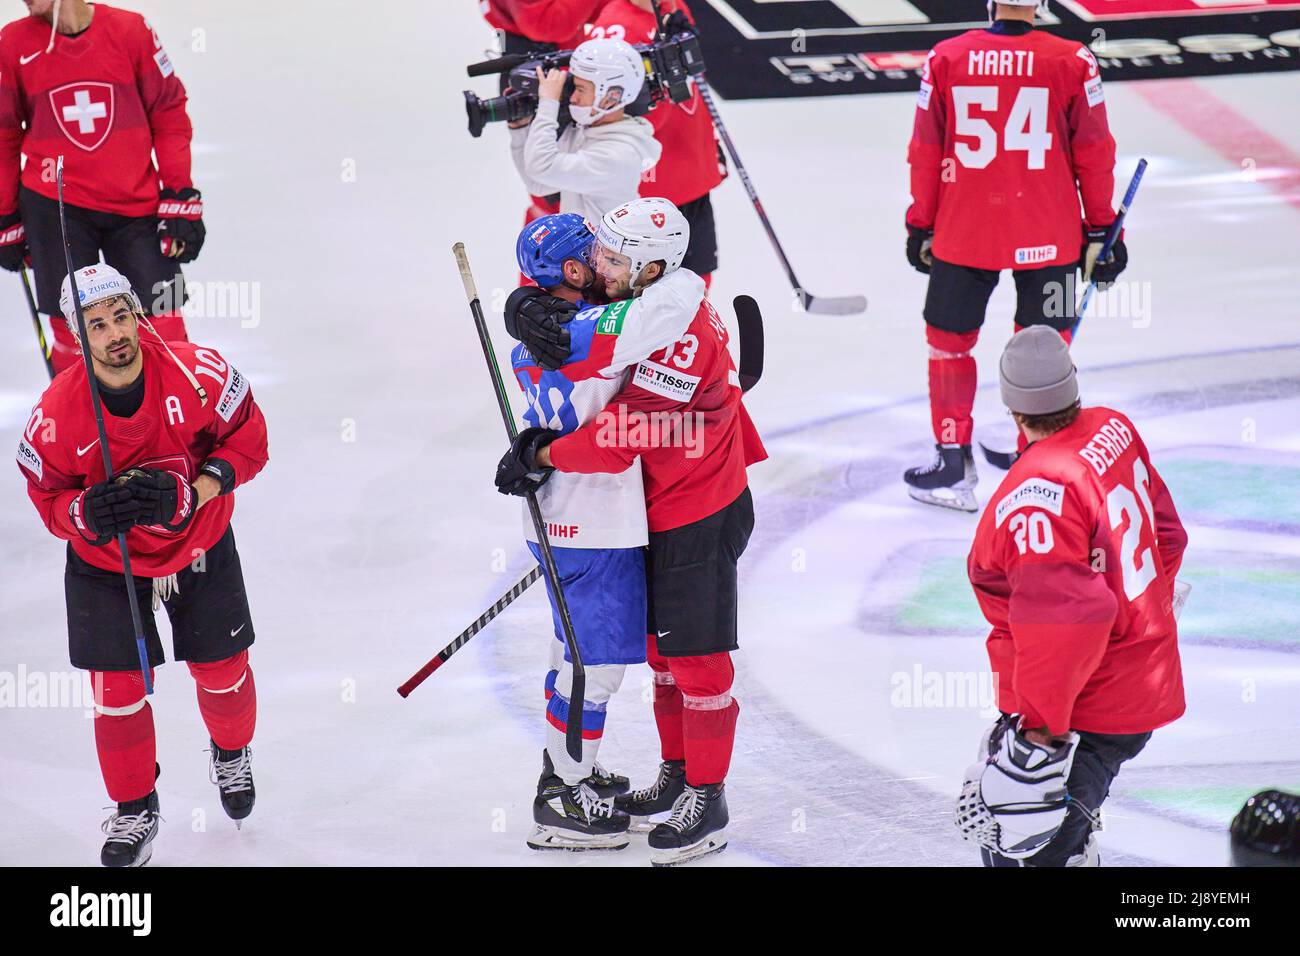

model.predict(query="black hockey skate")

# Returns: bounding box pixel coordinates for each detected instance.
[528,773,630,851]
[904,443,979,512]
[209,740,255,827]
[100,790,161,868]
[648,782,728,867]
[538,748,629,800]
[615,759,686,831]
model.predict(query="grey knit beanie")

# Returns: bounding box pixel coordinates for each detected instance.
[999,326,1079,415]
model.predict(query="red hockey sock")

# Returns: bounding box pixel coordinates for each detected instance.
[188,651,256,751]
[647,633,685,762]
[91,669,157,803]
[670,652,738,786]
[926,326,979,446]
[141,311,188,344]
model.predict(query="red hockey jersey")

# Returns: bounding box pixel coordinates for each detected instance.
[906,24,1116,270]
[0,5,192,217]
[480,0,606,49]
[17,336,268,577]
[967,407,1187,736]
[549,290,766,531]
[590,1,722,206]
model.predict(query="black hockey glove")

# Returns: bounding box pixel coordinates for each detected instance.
[504,286,577,371]
[119,467,196,532]
[906,224,933,275]
[71,480,140,544]
[1080,225,1127,288]
[157,187,205,263]
[0,211,28,273]
[495,426,559,497]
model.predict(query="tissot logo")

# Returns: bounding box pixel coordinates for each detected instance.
[49,886,151,936]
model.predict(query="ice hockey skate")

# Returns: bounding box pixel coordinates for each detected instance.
[528,773,631,851]
[210,740,256,828]
[647,782,728,867]
[100,790,161,868]
[904,443,979,512]
[537,748,628,801]
[615,759,686,832]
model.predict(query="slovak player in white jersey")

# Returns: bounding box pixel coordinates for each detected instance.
[495,201,702,850]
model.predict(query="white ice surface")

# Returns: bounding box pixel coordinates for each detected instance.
[0,1,1297,866]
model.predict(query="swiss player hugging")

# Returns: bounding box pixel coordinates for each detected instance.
[497,197,766,866]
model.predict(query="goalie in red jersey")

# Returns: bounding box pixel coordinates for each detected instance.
[958,327,1187,866]
[16,264,268,867]
[903,0,1126,512]
[0,1,204,374]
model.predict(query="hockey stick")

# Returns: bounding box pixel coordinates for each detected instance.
[734,294,764,392]
[22,267,54,380]
[56,157,153,695]
[397,565,543,698]
[398,294,766,696]
[453,241,586,762]
[694,78,867,316]
[1071,158,1147,337]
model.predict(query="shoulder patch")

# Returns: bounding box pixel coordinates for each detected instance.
[632,358,700,403]
[16,435,42,479]
[215,365,249,423]
[595,300,632,336]
[917,81,932,111]
[1084,74,1104,108]
[994,476,1066,528]
[154,48,174,78]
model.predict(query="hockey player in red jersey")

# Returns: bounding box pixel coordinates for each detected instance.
[903,0,1125,511]
[16,264,268,867]
[501,198,766,865]
[0,1,204,374]
[590,1,724,286]
[958,327,1186,866]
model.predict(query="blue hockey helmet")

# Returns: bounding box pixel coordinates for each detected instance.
[515,213,596,288]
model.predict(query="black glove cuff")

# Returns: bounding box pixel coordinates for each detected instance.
[907,223,933,240]
[200,457,237,496]
[69,492,113,546]
[504,286,548,341]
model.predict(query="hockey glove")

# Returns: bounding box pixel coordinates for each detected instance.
[504,287,577,371]
[1080,224,1127,288]
[157,187,206,263]
[71,479,140,544]
[0,212,28,273]
[119,467,196,532]
[906,224,933,275]
[495,426,559,497]
[954,714,1080,860]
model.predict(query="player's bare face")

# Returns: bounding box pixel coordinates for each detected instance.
[593,243,634,300]
[84,300,140,371]
[24,0,54,19]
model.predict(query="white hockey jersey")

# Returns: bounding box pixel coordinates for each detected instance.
[510,268,706,549]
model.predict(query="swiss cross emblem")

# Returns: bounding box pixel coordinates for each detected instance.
[650,212,666,228]
[49,82,115,151]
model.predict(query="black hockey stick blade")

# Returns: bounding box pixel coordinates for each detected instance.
[978,440,1019,471]
[803,291,868,316]
[733,295,764,392]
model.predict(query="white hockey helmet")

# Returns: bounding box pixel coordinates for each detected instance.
[568,38,646,126]
[595,197,690,282]
[59,263,143,339]
[988,0,1050,20]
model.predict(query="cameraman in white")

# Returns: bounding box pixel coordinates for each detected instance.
[510,38,662,224]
